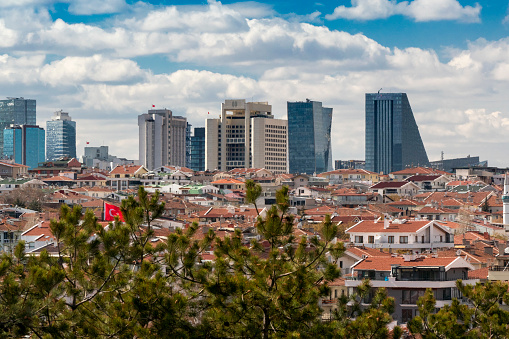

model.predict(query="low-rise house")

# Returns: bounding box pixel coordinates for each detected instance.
[346,255,477,323]
[369,181,420,198]
[29,158,82,178]
[210,178,245,191]
[109,165,147,190]
[71,186,114,199]
[405,174,450,191]
[346,219,455,252]
[318,169,379,185]
[0,161,29,178]
[417,206,458,221]
[390,167,451,181]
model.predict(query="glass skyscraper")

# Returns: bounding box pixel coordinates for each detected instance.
[46,110,76,161]
[287,99,333,175]
[190,127,205,171]
[365,93,429,174]
[0,98,36,155]
[3,125,45,170]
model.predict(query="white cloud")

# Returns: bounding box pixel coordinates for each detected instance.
[326,0,481,22]
[40,55,144,86]
[68,0,127,15]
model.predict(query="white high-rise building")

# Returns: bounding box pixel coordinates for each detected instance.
[503,174,509,229]
[138,109,187,170]
[205,99,288,174]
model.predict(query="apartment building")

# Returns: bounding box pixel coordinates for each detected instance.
[205,99,288,174]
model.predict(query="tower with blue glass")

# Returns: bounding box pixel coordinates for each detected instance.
[3,125,45,170]
[365,92,429,174]
[46,110,76,161]
[287,99,333,175]
[0,97,36,155]
[190,127,205,171]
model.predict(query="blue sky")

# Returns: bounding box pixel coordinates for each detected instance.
[1,0,509,167]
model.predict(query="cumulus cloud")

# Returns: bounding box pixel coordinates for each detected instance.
[326,0,481,22]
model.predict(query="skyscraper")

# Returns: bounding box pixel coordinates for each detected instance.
[138,109,187,170]
[206,99,288,174]
[190,127,205,171]
[3,125,45,170]
[287,99,333,175]
[46,110,76,161]
[0,98,36,155]
[365,92,429,174]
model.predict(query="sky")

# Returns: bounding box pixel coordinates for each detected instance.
[1,0,509,167]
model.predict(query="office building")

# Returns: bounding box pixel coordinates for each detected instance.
[46,110,76,161]
[206,99,288,174]
[186,123,192,168]
[365,93,429,174]
[430,155,483,173]
[138,109,187,170]
[3,125,45,170]
[0,97,36,155]
[287,99,333,174]
[190,127,205,171]
[82,145,135,171]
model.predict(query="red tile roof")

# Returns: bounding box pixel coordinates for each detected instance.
[353,256,460,271]
[370,181,410,189]
[390,167,451,176]
[347,220,433,233]
[405,175,442,182]
[110,165,145,175]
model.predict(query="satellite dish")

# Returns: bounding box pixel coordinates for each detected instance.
[504,247,509,254]
[456,249,462,256]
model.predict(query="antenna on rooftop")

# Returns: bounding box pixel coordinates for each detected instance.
[378,88,382,94]
[441,151,444,162]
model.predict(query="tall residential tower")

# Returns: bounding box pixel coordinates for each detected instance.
[287,99,333,175]
[138,109,187,170]
[365,92,429,174]
[205,99,288,174]
[46,110,76,161]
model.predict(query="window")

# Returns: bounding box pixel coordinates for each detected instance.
[354,236,364,243]
[339,261,343,268]
[440,235,443,242]
[402,290,425,304]
[400,236,408,244]
[388,236,394,243]
[368,236,374,243]
[402,309,413,323]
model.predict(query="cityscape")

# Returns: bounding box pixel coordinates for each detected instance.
[0,0,509,337]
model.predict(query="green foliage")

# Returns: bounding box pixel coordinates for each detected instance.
[409,280,509,338]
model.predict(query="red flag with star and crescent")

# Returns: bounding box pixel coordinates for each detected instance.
[104,202,125,222]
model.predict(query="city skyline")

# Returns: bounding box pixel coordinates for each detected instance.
[0,1,508,165]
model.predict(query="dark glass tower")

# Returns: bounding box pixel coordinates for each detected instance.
[190,127,205,171]
[0,98,36,155]
[365,93,429,174]
[287,100,333,175]
[46,110,76,161]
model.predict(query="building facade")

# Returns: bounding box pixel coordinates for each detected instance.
[365,93,429,174]
[138,109,187,170]
[0,98,36,155]
[287,99,333,175]
[205,100,288,174]
[46,110,76,161]
[3,125,45,170]
[82,145,135,171]
[190,127,205,171]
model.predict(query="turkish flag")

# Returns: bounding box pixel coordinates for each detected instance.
[104,202,125,222]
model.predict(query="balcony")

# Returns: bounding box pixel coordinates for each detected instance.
[488,266,509,281]
[345,277,480,289]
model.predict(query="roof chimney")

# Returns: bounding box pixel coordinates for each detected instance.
[484,246,493,256]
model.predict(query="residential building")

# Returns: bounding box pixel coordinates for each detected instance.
[346,219,455,252]
[365,93,429,174]
[109,164,148,191]
[0,97,36,155]
[3,125,45,170]
[369,181,420,197]
[346,255,477,323]
[0,161,29,178]
[206,99,288,174]
[138,109,187,170]
[29,158,82,177]
[335,160,365,170]
[405,174,451,191]
[287,99,332,174]
[318,169,379,185]
[46,110,76,161]
[190,127,205,171]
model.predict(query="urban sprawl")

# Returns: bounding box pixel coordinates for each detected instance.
[0,94,508,337]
